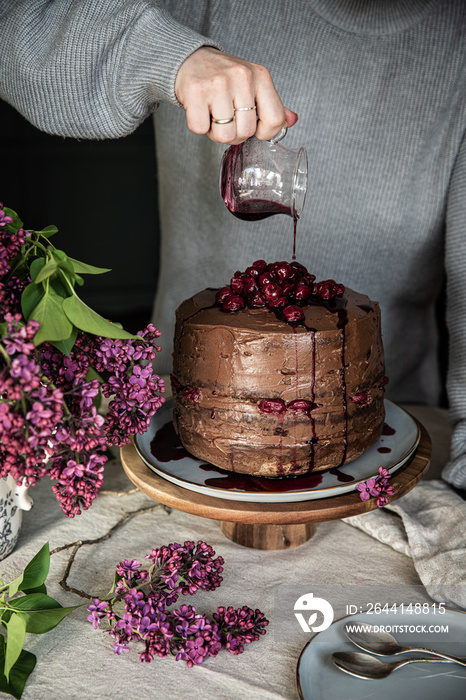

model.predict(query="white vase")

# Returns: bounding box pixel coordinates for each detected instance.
[0,475,34,561]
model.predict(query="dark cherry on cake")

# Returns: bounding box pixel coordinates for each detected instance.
[171,260,386,478]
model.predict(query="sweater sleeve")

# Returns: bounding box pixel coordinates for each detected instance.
[442,129,466,490]
[0,0,219,139]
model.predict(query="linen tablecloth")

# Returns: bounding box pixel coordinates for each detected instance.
[0,405,462,699]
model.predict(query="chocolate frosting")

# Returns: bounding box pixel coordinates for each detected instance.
[172,286,385,477]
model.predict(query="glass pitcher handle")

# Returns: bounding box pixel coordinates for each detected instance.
[268,127,288,144]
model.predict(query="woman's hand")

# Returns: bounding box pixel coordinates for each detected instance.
[175,47,298,144]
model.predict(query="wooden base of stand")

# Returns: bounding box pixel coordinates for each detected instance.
[120,417,430,550]
[221,521,317,550]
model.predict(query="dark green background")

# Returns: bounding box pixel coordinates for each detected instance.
[1,99,160,334]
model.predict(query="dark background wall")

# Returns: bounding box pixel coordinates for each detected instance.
[1,99,160,334]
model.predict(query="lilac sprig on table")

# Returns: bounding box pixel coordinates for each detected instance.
[87,541,269,667]
[0,203,165,516]
[357,466,395,507]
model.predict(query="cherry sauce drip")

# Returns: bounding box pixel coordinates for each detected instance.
[150,420,192,462]
[276,412,286,476]
[292,215,298,261]
[201,463,324,492]
[291,327,300,473]
[335,299,349,467]
[295,296,349,470]
[301,324,318,471]
[328,467,354,483]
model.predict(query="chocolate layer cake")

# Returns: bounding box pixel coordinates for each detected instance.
[171,261,385,477]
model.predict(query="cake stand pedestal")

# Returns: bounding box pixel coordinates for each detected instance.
[120,418,430,551]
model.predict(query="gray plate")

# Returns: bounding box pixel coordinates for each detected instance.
[297,608,466,699]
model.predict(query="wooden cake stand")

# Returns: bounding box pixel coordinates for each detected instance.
[120,418,431,551]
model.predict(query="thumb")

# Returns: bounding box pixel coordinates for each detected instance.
[284,108,299,127]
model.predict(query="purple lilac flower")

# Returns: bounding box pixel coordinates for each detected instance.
[356,478,380,501]
[377,466,390,479]
[376,495,389,507]
[0,204,14,228]
[1,318,62,487]
[2,327,164,515]
[0,209,28,284]
[87,599,110,629]
[0,276,27,317]
[213,606,269,655]
[115,560,142,577]
[2,206,166,518]
[145,540,224,599]
[357,468,395,508]
[185,636,208,665]
[88,542,267,668]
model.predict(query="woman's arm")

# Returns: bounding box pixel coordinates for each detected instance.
[0,0,219,139]
[0,0,295,142]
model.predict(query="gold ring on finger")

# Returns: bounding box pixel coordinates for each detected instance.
[212,116,235,125]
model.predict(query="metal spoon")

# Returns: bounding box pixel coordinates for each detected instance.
[332,651,453,680]
[344,624,466,667]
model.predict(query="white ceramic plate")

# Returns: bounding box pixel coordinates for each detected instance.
[134,400,419,503]
[297,608,466,700]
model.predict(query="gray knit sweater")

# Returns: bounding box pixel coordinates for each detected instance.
[1,0,466,487]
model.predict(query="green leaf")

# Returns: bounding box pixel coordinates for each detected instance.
[29,258,46,283]
[47,249,80,287]
[8,595,79,634]
[8,544,50,598]
[84,366,103,409]
[34,261,58,284]
[0,637,36,700]
[85,366,103,383]
[106,570,121,599]
[36,225,58,238]
[4,615,26,681]
[7,595,56,613]
[50,275,69,299]
[68,257,111,275]
[20,584,47,596]
[51,250,75,276]
[21,283,44,320]
[1,609,12,626]
[52,326,78,356]
[18,543,50,593]
[30,287,73,345]
[3,208,23,231]
[56,267,76,292]
[62,294,137,339]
